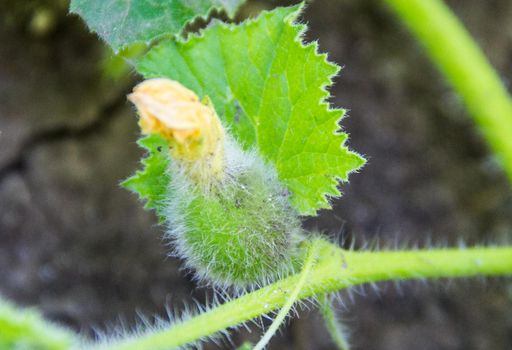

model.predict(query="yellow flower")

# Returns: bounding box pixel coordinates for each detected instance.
[128,78,225,183]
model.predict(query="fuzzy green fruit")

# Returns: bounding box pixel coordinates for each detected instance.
[126,78,303,288]
[165,139,303,288]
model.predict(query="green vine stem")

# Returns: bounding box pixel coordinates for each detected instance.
[384,0,512,182]
[318,294,350,350]
[103,239,512,350]
[0,297,75,350]
[253,241,319,350]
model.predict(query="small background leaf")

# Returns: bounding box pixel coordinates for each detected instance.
[70,0,247,52]
[137,5,365,215]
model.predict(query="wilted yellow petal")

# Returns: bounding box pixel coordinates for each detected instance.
[128,78,225,184]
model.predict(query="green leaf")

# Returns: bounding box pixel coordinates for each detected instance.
[122,134,171,221]
[137,4,365,215]
[69,0,247,52]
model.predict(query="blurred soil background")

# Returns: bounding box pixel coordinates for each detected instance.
[1,0,512,349]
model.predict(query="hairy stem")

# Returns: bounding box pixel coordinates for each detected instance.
[253,241,319,350]
[104,240,512,350]
[0,297,75,350]
[385,0,512,182]
[318,294,350,350]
